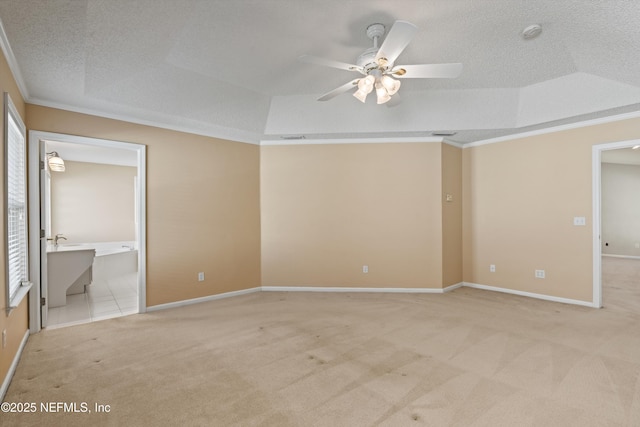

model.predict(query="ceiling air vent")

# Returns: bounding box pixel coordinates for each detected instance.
[431,131,457,137]
[280,135,306,140]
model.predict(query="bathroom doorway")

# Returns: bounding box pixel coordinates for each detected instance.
[28,131,146,332]
[593,139,640,310]
[597,142,640,312]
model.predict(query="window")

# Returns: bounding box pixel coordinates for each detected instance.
[4,92,30,312]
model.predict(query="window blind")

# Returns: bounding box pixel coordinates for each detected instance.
[5,93,28,303]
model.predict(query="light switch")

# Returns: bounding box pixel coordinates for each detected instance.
[573,217,586,226]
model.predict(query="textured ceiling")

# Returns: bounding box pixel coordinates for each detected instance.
[1,0,640,144]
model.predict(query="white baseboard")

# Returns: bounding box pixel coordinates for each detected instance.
[146,287,262,312]
[146,280,593,313]
[1,329,29,401]
[462,282,596,308]
[443,282,464,292]
[261,285,459,294]
[149,283,463,312]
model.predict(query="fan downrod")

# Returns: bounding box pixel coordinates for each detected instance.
[358,23,388,73]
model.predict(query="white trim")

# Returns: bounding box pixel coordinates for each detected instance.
[8,282,32,311]
[4,92,29,314]
[443,282,464,292]
[262,109,640,149]
[0,329,29,401]
[0,18,29,99]
[27,136,41,332]
[463,282,597,308]
[146,282,457,311]
[466,110,640,148]
[24,93,640,149]
[592,144,603,308]
[602,254,640,260]
[146,287,262,312]
[260,136,444,146]
[31,130,144,153]
[592,138,640,152]
[442,139,464,149]
[137,145,147,314]
[129,278,598,316]
[261,286,448,293]
[27,98,261,146]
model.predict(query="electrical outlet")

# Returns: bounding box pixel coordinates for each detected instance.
[535,269,545,279]
[490,264,496,272]
[2,329,6,348]
[573,217,586,226]
[362,265,368,273]
[198,272,205,281]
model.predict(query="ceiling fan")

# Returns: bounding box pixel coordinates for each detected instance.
[299,20,463,104]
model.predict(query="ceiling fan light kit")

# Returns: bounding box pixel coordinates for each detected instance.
[299,20,463,105]
[381,75,401,95]
[375,81,391,104]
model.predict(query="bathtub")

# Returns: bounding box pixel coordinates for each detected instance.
[57,241,138,280]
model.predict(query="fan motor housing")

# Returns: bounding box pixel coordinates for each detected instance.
[357,48,378,72]
[359,23,390,73]
[357,47,391,73]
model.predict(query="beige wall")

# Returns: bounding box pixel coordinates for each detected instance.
[260,143,446,289]
[50,161,136,243]
[463,118,640,303]
[1,47,28,390]
[27,105,261,307]
[442,144,462,287]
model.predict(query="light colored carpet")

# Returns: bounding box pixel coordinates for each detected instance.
[3,257,640,426]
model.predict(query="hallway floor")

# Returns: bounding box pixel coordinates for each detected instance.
[46,272,138,329]
[601,255,640,313]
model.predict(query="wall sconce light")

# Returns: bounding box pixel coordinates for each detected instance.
[46,152,65,172]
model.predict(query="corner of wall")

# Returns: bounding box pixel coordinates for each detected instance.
[441,143,463,287]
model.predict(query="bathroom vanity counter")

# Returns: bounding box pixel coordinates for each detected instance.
[47,247,96,307]
[47,244,94,253]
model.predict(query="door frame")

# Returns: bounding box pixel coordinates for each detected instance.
[592,138,640,309]
[28,131,146,333]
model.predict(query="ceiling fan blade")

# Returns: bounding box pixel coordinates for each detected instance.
[392,63,463,79]
[298,55,363,73]
[375,20,418,65]
[318,79,359,101]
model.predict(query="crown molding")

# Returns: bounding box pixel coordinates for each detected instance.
[0,17,29,99]
[260,136,445,146]
[466,109,640,148]
[27,98,262,145]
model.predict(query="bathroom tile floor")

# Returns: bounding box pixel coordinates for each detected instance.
[46,272,138,329]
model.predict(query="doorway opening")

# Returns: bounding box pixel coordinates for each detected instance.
[593,139,640,310]
[28,131,146,332]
